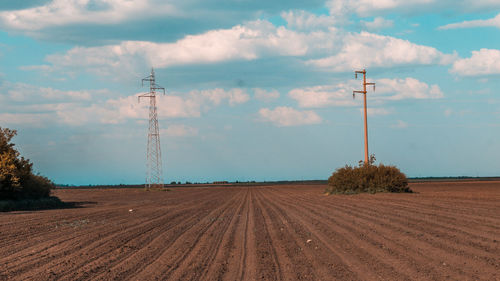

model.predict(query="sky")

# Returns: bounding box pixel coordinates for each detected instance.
[0,0,499,185]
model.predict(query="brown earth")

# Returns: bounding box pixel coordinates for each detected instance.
[0,181,499,280]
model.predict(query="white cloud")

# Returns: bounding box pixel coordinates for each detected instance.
[91,95,193,124]
[281,10,336,30]
[327,0,435,18]
[361,17,394,31]
[40,20,338,76]
[161,124,198,137]
[28,18,454,78]
[446,1,500,13]
[289,77,443,108]
[55,103,101,126]
[0,81,250,127]
[439,13,500,30]
[254,88,280,102]
[197,88,250,106]
[327,0,500,17]
[2,82,94,102]
[100,88,250,123]
[374,77,444,100]
[258,106,322,127]
[0,113,51,128]
[288,83,358,108]
[307,32,455,71]
[0,0,327,40]
[450,49,500,76]
[157,95,203,118]
[0,0,176,31]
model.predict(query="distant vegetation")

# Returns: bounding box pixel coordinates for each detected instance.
[0,127,60,211]
[326,155,412,195]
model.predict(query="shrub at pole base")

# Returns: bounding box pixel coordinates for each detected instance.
[326,155,412,194]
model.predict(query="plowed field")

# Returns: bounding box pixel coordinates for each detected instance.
[1,181,499,280]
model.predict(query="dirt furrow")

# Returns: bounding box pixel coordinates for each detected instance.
[168,189,247,280]
[349,196,500,233]
[0,209,128,254]
[130,189,242,280]
[90,204,229,280]
[75,189,237,280]
[267,187,497,280]
[1,182,498,281]
[240,187,258,281]
[255,187,363,281]
[251,188,283,281]
[2,189,227,279]
[1,212,137,274]
[57,207,203,280]
[253,188,306,280]
[261,187,413,280]
[271,192,465,280]
[218,187,253,281]
[272,188,499,259]
[199,188,249,280]
[65,190,232,280]
[12,208,188,280]
[325,199,499,265]
[0,188,225,263]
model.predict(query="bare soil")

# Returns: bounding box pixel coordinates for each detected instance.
[1,181,499,280]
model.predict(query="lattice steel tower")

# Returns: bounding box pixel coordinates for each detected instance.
[139,68,165,189]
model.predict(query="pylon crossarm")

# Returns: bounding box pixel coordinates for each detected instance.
[152,86,165,95]
[138,93,155,102]
[142,77,153,86]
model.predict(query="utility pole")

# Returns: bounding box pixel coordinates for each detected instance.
[139,68,165,189]
[353,69,375,164]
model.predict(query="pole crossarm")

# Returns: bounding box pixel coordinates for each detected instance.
[365,82,376,91]
[353,90,367,94]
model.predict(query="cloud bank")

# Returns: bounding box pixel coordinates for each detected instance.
[259,106,322,127]
[27,19,456,79]
[288,77,443,108]
[451,49,500,76]
[440,13,500,30]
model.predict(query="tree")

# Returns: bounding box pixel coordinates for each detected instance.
[0,127,54,199]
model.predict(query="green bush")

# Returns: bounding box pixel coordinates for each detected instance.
[0,127,55,200]
[326,155,411,194]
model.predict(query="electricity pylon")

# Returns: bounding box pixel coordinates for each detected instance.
[353,69,375,164]
[139,68,165,189]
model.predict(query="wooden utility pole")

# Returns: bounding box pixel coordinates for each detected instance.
[353,69,375,164]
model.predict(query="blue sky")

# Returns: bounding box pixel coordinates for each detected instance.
[1,0,499,185]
